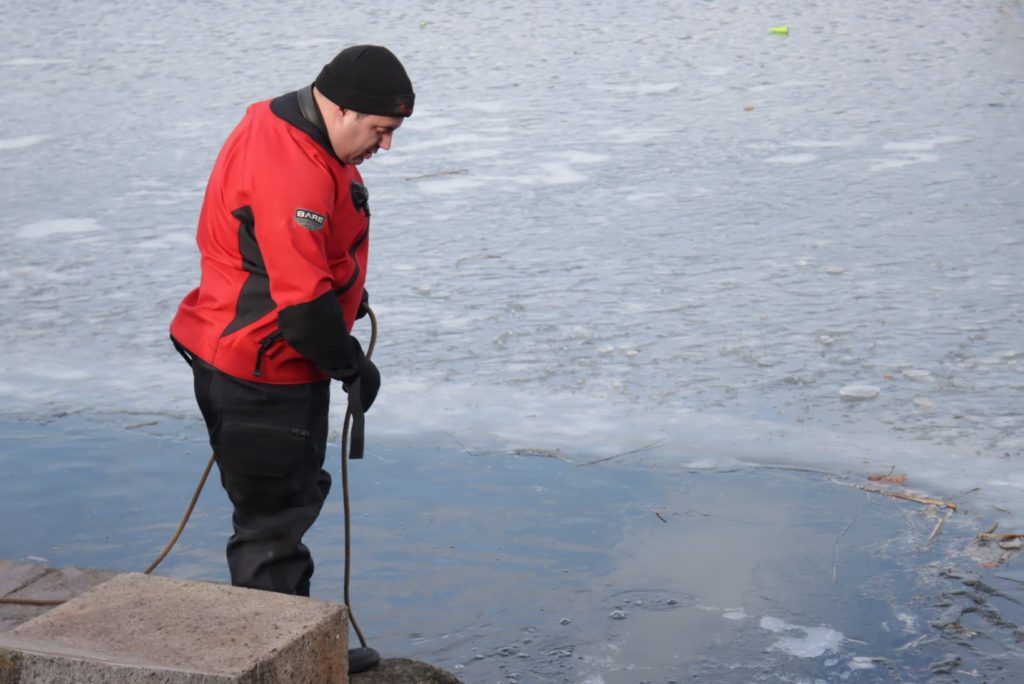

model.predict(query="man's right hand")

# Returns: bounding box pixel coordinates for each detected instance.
[344,356,379,411]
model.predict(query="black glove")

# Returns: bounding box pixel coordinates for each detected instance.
[341,355,378,460]
[356,290,370,320]
[343,356,380,412]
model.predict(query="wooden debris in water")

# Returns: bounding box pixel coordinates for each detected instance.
[577,439,666,467]
[926,509,952,546]
[513,447,562,459]
[965,523,1023,568]
[867,471,908,485]
[404,168,469,181]
[849,482,957,510]
[975,524,1024,544]
[895,633,934,652]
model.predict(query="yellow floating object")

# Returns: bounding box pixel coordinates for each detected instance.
[769,26,789,35]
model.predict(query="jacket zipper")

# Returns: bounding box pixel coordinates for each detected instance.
[253,330,284,377]
[333,229,369,297]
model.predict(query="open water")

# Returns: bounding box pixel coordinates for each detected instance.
[4,416,1024,683]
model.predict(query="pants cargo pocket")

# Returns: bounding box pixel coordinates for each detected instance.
[216,407,312,516]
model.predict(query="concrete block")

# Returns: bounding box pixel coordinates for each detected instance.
[1,565,117,633]
[0,573,347,683]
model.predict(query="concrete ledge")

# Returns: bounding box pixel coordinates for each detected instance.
[0,573,347,683]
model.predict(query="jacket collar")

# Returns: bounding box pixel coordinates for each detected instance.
[269,85,344,164]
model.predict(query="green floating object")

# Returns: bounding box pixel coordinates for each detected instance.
[769,25,789,35]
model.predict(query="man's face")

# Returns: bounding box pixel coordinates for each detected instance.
[329,109,403,165]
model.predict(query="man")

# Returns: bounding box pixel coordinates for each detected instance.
[170,45,414,673]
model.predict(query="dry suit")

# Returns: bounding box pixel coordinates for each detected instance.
[170,85,378,595]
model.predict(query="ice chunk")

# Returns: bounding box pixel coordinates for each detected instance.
[538,162,587,185]
[896,613,917,631]
[765,153,819,164]
[760,616,844,658]
[563,151,608,164]
[17,217,101,239]
[839,385,880,400]
[0,134,47,150]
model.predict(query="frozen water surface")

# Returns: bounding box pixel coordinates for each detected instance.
[0,0,1022,514]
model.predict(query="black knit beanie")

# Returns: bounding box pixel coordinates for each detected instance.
[315,45,415,117]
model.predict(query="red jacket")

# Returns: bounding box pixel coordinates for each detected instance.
[171,89,370,384]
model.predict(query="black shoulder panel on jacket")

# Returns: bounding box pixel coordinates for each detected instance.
[222,206,277,337]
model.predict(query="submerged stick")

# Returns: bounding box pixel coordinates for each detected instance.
[578,439,666,467]
[926,510,952,546]
[895,634,933,652]
[445,431,480,457]
[404,168,469,181]
[832,514,859,583]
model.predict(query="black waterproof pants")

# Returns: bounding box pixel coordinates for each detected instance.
[191,358,331,596]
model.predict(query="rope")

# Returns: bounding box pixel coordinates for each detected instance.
[0,596,66,607]
[1,307,378,649]
[344,305,377,648]
[143,451,217,575]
